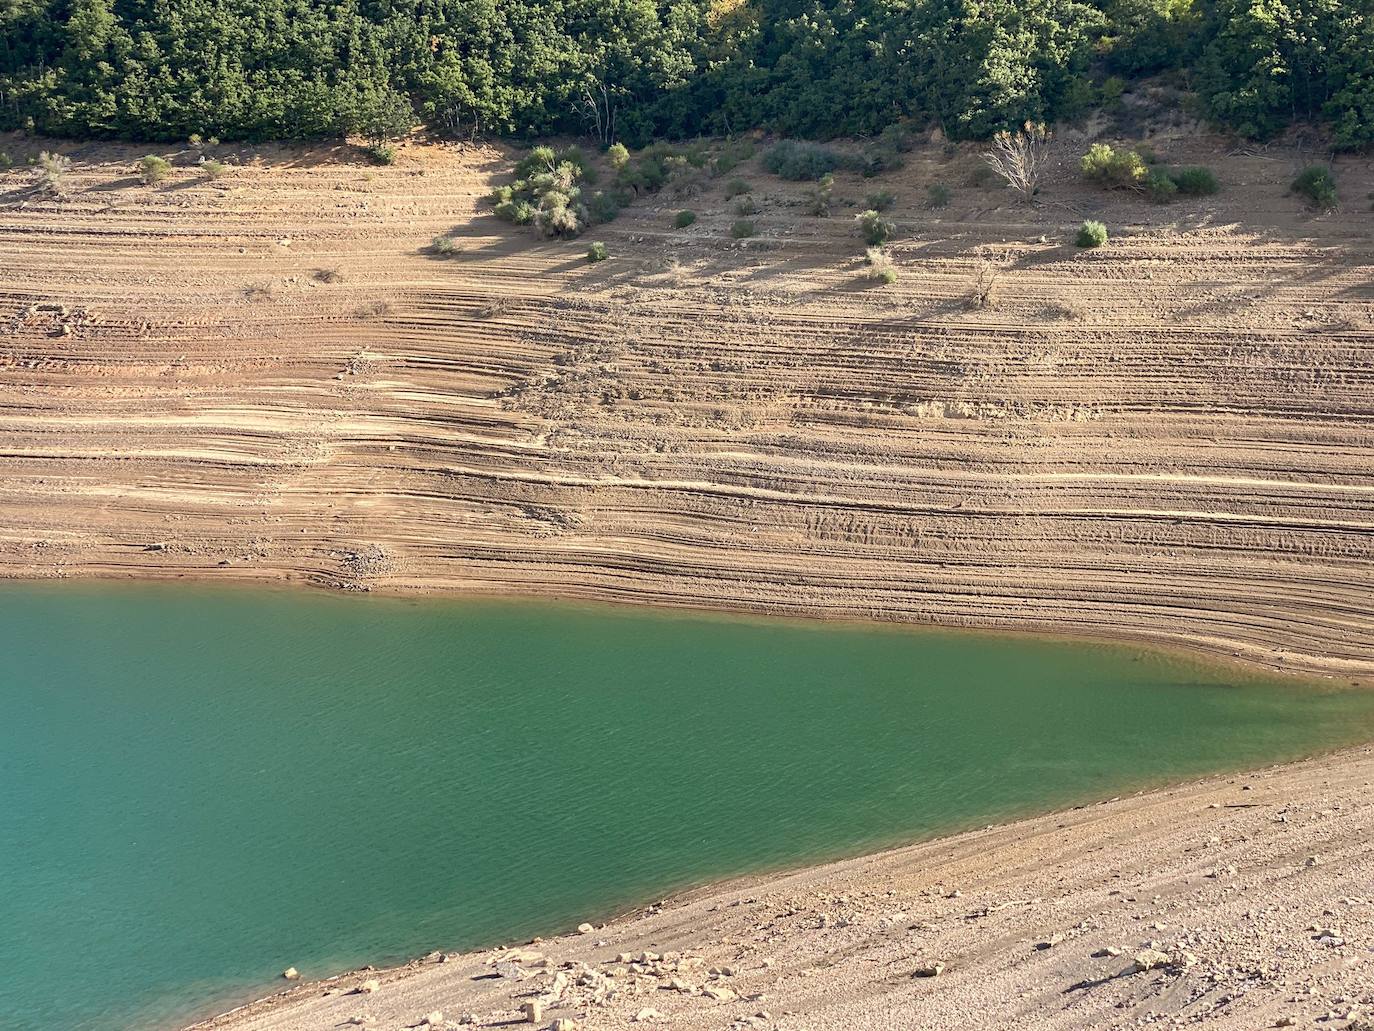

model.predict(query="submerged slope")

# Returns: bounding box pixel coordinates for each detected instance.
[197,744,1374,1031]
[1,135,1372,677]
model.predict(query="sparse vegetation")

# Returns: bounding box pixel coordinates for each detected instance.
[430,235,461,256]
[865,189,896,212]
[35,151,70,197]
[984,122,1049,202]
[710,139,754,176]
[673,210,697,228]
[723,178,750,200]
[856,209,894,246]
[864,247,897,284]
[967,263,1001,309]
[201,159,228,180]
[586,241,609,262]
[733,195,760,216]
[1076,220,1109,248]
[314,267,345,283]
[1144,169,1178,203]
[1291,165,1338,210]
[926,183,951,208]
[137,154,171,185]
[730,219,756,239]
[805,174,834,216]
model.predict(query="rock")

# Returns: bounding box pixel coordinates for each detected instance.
[355,979,380,994]
[615,952,633,963]
[1275,1018,1296,1028]
[420,1012,444,1028]
[550,1020,577,1031]
[522,1001,544,1023]
[282,967,300,980]
[709,965,738,977]
[912,962,946,978]
[346,1017,374,1027]
[1305,855,1323,868]
[1131,950,1171,973]
[577,922,595,934]
[1093,947,1123,958]
[633,1008,663,1022]
[1034,935,1062,950]
[703,985,738,1001]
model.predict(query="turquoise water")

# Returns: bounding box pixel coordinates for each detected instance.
[3,583,1373,1030]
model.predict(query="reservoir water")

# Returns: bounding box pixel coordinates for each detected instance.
[3,582,1373,1030]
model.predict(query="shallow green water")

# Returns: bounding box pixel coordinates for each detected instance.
[3,584,1374,1030]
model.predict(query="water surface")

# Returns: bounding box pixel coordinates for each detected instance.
[3,582,1373,1029]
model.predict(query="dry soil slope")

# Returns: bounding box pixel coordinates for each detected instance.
[1,133,1372,678]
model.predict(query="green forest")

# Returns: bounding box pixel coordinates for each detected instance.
[0,0,1371,148]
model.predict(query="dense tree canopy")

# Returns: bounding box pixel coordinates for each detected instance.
[0,0,1371,146]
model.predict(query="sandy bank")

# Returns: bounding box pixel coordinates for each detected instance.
[1,133,1372,679]
[192,744,1374,1031]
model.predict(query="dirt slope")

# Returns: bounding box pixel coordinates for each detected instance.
[1,132,1373,677]
[195,744,1374,1031]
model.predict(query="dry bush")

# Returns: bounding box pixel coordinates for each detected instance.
[864,247,898,284]
[314,267,345,284]
[983,122,1049,202]
[475,297,514,319]
[36,151,71,197]
[967,263,1002,309]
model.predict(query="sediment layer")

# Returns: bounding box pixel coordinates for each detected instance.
[1,134,1372,677]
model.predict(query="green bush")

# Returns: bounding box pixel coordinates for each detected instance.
[586,241,609,262]
[137,154,171,185]
[606,142,629,170]
[586,189,623,224]
[431,235,461,255]
[1291,165,1337,210]
[494,198,535,225]
[1172,166,1220,196]
[926,183,951,208]
[1144,169,1178,203]
[673,209,697,228]
[856,209,894,246]
[1076,220,1108,248]
[733,194,760,216]
[723,178,750,199]
[711,139,755,176]
[730,219,756,238]
[865,189,896,211]
[1081,144,1147,189]
[366,143,396,165]
[763,140,842,181]
[201,159,227,180]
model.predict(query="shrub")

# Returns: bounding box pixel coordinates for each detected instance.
[367,143,397,165]
[495,146,592,237]
[1076,220,1108,248]
[878,123,915,154]
[926,183,951,208]
[856,209,894,246]
[711,139,755,176]
[35,150,70,197]
[763,140,842,181]
[723,178,750,199]
[606,142,629,170]
[201,159,227,180]
[967,264,1000,309]
[586,190,622,224]
[586,241,609,263]
[515,145,558,178]
[1080,143,1147,188]
[1172,166,1220,196]
[805,174,834,216]
[494,198,535,225]
[1291,165,1337,210]
[0,152,12,170]
[137,155,171,185]
[431,235,461,256]
[864,247,897,284]
[865,189,896,211]
[733,194,760,216]
[1144,169,1178,203]
[673,209,697,228]
[730,219,756,239]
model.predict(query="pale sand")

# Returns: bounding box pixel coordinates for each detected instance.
[193,745,1374,1031]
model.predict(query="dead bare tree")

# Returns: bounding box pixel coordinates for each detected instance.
[983,121,1050,202]
[576,79,617,146]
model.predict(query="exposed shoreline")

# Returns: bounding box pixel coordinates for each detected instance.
[190,743,1374,1031]
[2,134,1373,682]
